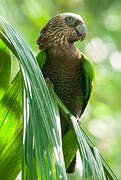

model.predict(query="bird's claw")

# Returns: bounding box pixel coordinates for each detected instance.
[46,77,54,89]
[77,117,81,125]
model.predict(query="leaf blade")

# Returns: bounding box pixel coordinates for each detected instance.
[0,17,67,180]
[0,72,22,180]
[0,39,11,100]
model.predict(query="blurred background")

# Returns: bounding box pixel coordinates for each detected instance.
[0,0,121,179]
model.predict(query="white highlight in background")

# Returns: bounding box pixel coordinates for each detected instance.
[109,51,121,70]
[104,14,121,31]
[85,38,108,62]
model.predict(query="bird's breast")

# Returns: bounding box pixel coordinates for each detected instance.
[42,51,83,116]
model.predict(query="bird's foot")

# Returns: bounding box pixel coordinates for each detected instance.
[46,77,54,89]
[77,117,82,126]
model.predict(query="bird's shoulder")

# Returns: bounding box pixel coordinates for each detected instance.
[79,52,95,80]
[78,52,95,114]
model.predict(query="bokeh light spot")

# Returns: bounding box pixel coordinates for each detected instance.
[104,14,121,31]
[85,38,108,62]
[109,51,121,70]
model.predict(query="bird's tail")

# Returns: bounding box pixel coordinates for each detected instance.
[61,113,77,174]
[67,155,76,173]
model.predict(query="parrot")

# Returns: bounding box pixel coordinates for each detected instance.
[36,12,95,173]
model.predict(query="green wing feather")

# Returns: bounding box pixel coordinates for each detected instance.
[36,50,46,70]
[80,52,95,115]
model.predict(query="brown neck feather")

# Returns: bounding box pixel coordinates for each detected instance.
[47,43,81,66]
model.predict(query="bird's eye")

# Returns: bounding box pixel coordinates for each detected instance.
[65,16,76,27]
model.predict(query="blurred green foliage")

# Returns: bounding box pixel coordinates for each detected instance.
[0,0,121,179]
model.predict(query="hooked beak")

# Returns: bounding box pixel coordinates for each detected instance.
[76,23,86,41]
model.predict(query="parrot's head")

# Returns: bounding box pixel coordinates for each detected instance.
[37,13,86,50]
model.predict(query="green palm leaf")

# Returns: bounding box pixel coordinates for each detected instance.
[0,71,22,180]
[0,17,67,180]
[0,39,11,100]
[52,86,118,180]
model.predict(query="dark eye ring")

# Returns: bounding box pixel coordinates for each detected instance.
[66,16,73,22]
[68,17,72,21]
[65,16,76,26]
